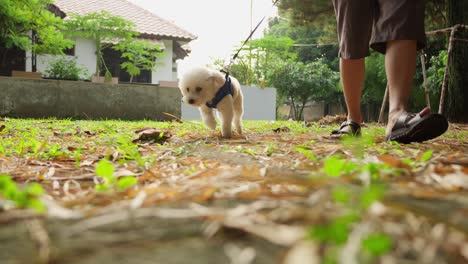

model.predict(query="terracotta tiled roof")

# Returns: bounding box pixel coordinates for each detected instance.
[53,0,197,41]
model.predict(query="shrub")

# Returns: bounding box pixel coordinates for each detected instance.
[45,57,89,81]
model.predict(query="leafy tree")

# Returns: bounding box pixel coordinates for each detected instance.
[113,39,165,83]
[0,0,73,70]
[266,15,339,69]
[65,11,138,77]
[270,59,339,120]
[246,35,296,86]
[215,35,296,86]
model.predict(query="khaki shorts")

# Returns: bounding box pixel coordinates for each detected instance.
[332,0,426,59]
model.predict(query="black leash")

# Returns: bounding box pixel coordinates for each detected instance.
[211,0,279,108]
[223,0,280,72]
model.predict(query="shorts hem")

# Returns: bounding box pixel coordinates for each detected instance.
[371,34,426,54]
[339,50,371,60]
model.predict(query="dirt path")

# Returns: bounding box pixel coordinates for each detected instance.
[0,120,467,263]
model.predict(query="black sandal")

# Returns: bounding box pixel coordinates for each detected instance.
[330,120,361,139]
[387,107,448,144]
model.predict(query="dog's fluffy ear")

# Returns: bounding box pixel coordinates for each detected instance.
[206,70,225,89]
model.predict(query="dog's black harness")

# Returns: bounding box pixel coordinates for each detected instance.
[206,72,233,109]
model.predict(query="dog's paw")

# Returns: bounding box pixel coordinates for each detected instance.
[221,132,232,138]
[204,119,217,130]
[221,127,232,138]
[236,125,242,135]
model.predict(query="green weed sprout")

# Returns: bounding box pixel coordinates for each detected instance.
[0,174,46,212]
[95,160,137,191]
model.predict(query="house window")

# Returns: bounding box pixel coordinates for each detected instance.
[63,45,75,56]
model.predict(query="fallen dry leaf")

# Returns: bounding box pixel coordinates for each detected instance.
[133,129,171,144]
[434,163,456,176]
[378,154,412,170]
[273,127,291,133]
[317,114,347,125]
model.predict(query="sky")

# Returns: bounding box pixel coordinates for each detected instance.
[129,0,277,75]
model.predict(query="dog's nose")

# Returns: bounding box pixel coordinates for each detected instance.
[188,99,195,104]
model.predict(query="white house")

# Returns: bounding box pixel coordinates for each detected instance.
[26,0,196,85]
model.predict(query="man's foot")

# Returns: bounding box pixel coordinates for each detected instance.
[386,107,448,144]
[329,120,361,139]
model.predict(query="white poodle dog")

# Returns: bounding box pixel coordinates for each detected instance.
[179,67,243,138]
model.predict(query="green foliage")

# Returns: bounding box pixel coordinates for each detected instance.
[45,56,89,80]
[362,233,393,256]
[363,52,386,105]
[214,35,296,86]
[117,176,138,190]
[331,186,351,204]
[308,183,390,262]
[420,150,434,162]
[323,155,357,177]
[425,50,447,107]
[113,39,164,82]
[309,213,359,244]
[65,11,138,76]
[0,174,45,212]
[304,135,394,260]
[294,146,318,162]
[360,184,386,209]
[0,0,73,54]
[95,159,137,191]
[266,17,339,68]
[277,0,336,43]
[342,135,376,158]
[104,70,113,82]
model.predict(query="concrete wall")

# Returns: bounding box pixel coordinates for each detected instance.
[278,102,345,121]
[0,77,181,120]
[182,86,277,121]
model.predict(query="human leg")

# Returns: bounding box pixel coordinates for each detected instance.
[372,0,447,142]
[384,40,417,138]
[330,0,373,137]
[341,58,365,125]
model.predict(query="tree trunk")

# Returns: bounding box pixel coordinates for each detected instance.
[445,0,468,122]
[299,100,307,121]
[289,97,297,120]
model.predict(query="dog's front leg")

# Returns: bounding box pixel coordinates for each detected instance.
[199,105,217,130]
[217,97,234,138]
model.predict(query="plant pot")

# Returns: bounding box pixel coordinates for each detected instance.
[11,70,42,79]
[91,76,118,84]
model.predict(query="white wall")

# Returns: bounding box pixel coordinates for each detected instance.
[182,86,277,120]
[26,37,97,79]
[27,37,177,83]
[152,39,175,84]
[72,37,97,76]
